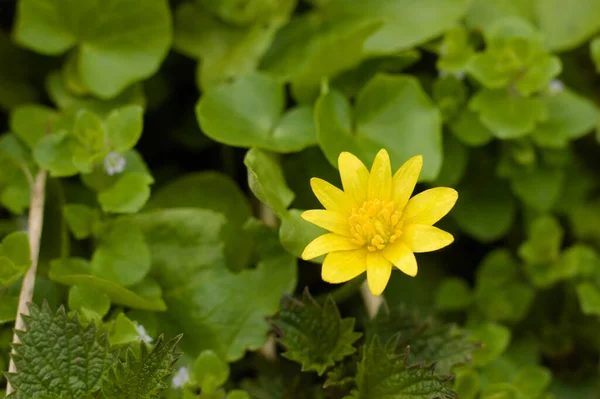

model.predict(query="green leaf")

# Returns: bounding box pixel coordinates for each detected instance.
[469,89,547,138]
[316,74,442,181]
[49,257,166,311]
[63,203,100,239]
[0,231,31,286]
[368,307,479,376]
[433,134,468,187]
[196,73,317,152]
[244,148,295,217]
[148,172,253,272]
[279,209,325,262]
[350,338,458,399]
[101,335,182,399]
[321,0,471,54]
[98,172,154,214]
[437,25,475,73]
[519,215,563,287]
[33,130,79,177]
[452,156,517,242]
[471,322,511,366]
[106,105,144,152]
[68,284,110,318]
[193,350,230,393]
[10,104,60,148]
[531,89,598,148]
[0,32,41,110]
[81,150,150,192]
[432,75,468,122]
[132,211,296,361]
[436,277,473,311]
[109,313,140,346]
[199,0,284,25]
[14,0,172,98]
[46,71,146,116]
[512,365,551,398]
[275,292,362,375]
[453,369,480,399]
[509,164,565,211]
[576,282,600,316]
[6,302,115,398]
[466,0,535,31]
[537,0,600,51]
[173,0,295,89]
[450,109,494,147]
[91,219,151,286]
[474,249,535,322]
[591,36,600,72]
[0,293,18,324]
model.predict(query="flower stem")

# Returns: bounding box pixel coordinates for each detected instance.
[317,275,366,304]
[6,170,47,394]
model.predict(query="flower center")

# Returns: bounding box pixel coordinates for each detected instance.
[349,199,403,251]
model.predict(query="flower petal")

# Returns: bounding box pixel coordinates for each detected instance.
[403,224,454,253]
[382,241,417,277]
[302,210,351,236]
[310,178,353,214]
[366,251,392,296]
[367,149,393,201]
[401,187,458,225]
[302,233,360,260]
[393,155,422,210]
[322,248,367,283]
[338,152,369,205]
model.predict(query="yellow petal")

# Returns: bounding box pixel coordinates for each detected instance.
[382,241,418,277]
[302,233,360,260]
[393,155,422,210]
[322,248,367,283]
[367,149,392,201]
[402,187,458,225]
[338,152,369,205]
[366,251,392,296]
[403,224,454,253]
[310,178,353,214]
[302,210,351,236]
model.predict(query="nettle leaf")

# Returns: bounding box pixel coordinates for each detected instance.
[350,338,458,399]
[474,249,534,322]
[0,231,31,286]
[50,257,166,311]
[6,302,115,398]
[368,307,479,376]
[132,211,297,361]
[531,89,598,148]
[320,0,471,54]
[244,148,295,217]
[316,74,442,181]
[469,88,547,138]
[196,73,317,152]
[14,0,172,98]
[275,292,362,375]
[101,334,182,399]
[46,72,146,116]
[148,172,253,272]
[174,0,295,89]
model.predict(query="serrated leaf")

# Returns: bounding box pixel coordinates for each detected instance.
[244,148,295,217]
[316,74,442,181]
[368,307,479,376]
[275,292,362,375]
[101,334,182,399]
[14,0,172,98]
[351,338,457,399]
[6,302,115,398]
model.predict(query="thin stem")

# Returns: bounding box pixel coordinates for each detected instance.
[316,275,366,304]
[6,170,47,395]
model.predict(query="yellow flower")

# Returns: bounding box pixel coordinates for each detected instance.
[301,149,458,296]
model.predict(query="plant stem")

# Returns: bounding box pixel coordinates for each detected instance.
[6,170,47,394]
[317,275,366,304]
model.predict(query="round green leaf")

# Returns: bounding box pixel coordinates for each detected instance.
[450,109,494,147]
[91,220,151,286]
[196,73,316,152]
[279,209,325,263]
[110,313,140,346]
[106,105,144,152]
[471,322,511,366]
[436,277,473,311]
[537,0,600,51]
[14,0,173,98]
[193,350,230,393]
[316,74,443,181]
[98,172,154,214]
[68,284,110,318]
[10,104,59,149]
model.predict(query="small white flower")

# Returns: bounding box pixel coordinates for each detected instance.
[171,367,189,388]
[103,152,126,176]
[135,323,153,343]
[548,79,564,95]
